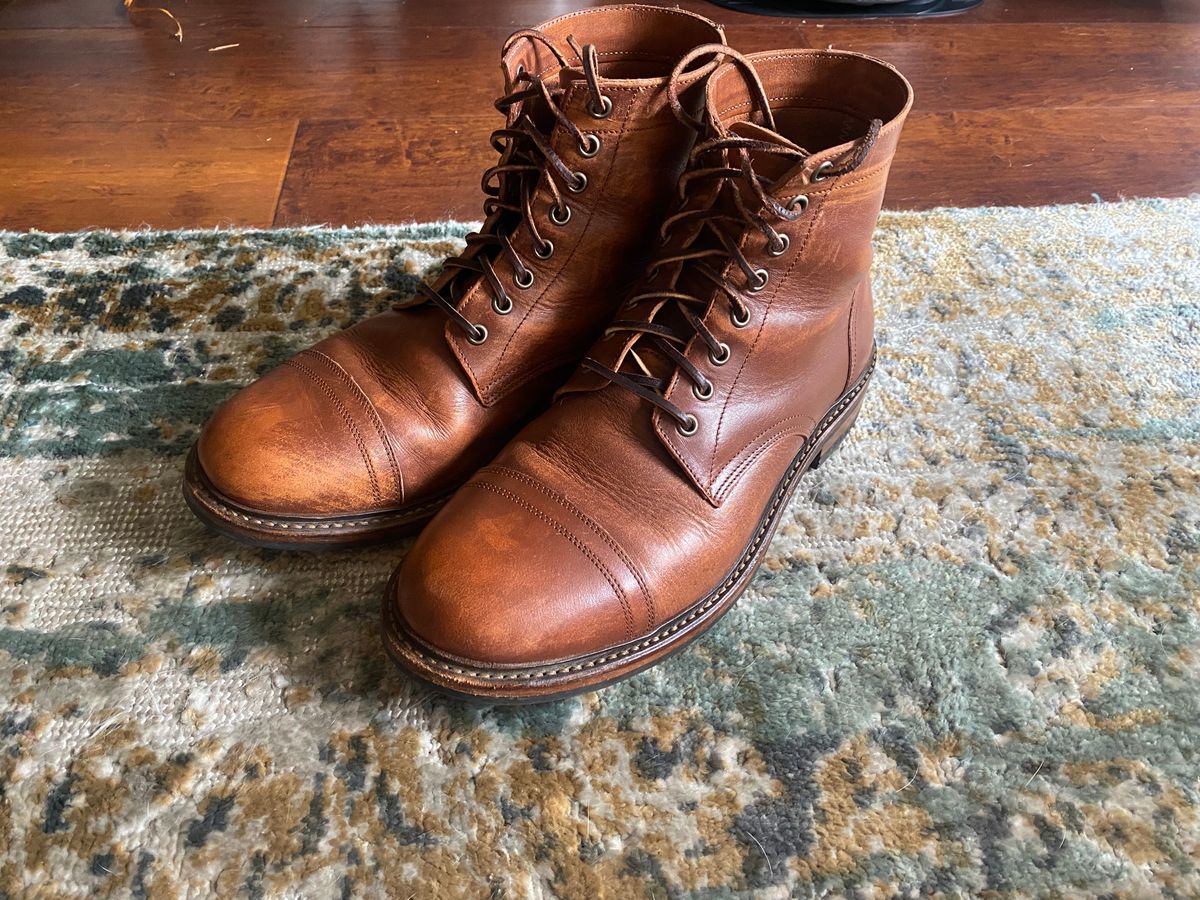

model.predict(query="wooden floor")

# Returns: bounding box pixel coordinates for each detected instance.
[1,0,1198,231]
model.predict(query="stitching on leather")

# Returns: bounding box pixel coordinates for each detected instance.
[391,354,874,681]
[470,479,637,641]
[480,352,578,401]
[712,413,818,501]
[820,160,892,192]
[714,52,904,116]
[655,413,715,505]
[705,190,824,488]
[191,476,446,531]
[524,6,718,76]
[479,82,644,400]
[718,95,878,120]
[798,161,890,203]
[847,281,861,393]
[308,350,405,504]
[715,428,807,505]
[706,228,759,483]
[719,412,816,475]
[483,463,659,628]
[285,358,383,505]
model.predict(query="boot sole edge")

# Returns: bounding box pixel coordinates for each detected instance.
[180,446,452,550]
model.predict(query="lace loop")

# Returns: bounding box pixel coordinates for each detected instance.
[567,37,612,118]
[666,45,774,134]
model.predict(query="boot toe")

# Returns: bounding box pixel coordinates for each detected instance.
[392,470,650,667]
[196,353,404,518]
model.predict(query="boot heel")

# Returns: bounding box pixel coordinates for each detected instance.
[810,391,865,470]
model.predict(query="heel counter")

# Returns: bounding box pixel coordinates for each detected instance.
[847,277,875,390]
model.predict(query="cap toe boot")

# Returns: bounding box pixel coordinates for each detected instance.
[184,5,725,548]
[385,48,913,701]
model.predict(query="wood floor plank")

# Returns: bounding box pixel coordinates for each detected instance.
[0,121,297,231]
[886,107,1200,210]
[1,1,1197,229]
[274,120,494,226]
[273,107,1200,226]
[0,23,1196,126]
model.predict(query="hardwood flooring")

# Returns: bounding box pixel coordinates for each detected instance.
[1,0,1197,229]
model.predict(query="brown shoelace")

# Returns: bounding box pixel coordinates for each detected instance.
[582,46,879,434]
[410,35,610,345]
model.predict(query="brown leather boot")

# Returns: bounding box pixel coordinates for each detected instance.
[183,6,724,548]
[384,48,913,701]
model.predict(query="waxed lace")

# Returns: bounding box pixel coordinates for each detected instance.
[410,36,609,342]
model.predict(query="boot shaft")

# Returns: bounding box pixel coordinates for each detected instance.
[666,50,911,503]
[562,48,912,504]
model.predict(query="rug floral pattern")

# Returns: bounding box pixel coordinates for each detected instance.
[1,199,1198,897]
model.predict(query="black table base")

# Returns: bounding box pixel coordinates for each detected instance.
[705,0,982,18]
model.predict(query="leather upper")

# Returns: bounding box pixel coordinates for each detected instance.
[395,50,913,666]
[196,5,725,518]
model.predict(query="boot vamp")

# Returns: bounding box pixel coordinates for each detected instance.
[195,307,549,518]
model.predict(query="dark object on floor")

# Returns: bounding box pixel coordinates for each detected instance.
[706,0,982,18]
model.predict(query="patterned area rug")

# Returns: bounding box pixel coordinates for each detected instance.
[1,199,1198,898]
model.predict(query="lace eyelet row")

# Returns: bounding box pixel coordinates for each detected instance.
[677,342,733,434]
[458,79,607,349]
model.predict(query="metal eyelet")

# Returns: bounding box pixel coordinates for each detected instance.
[569,172,588,193]
[749,269,769,293]
[677,414,699,436]
[731,306,751,328]
[514,268,534,289]
[588,95,613,119]
[515,63,525,76]
[578,133,601,158]
[492,295,513,315]
[535,240,554,260]
[693,380,714,401]
[550,203,571,226]
[709,342,731,366]
[788,194,809,213]
[467,324,488,345]
[768,233,790,257]
[811,160,834,182]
